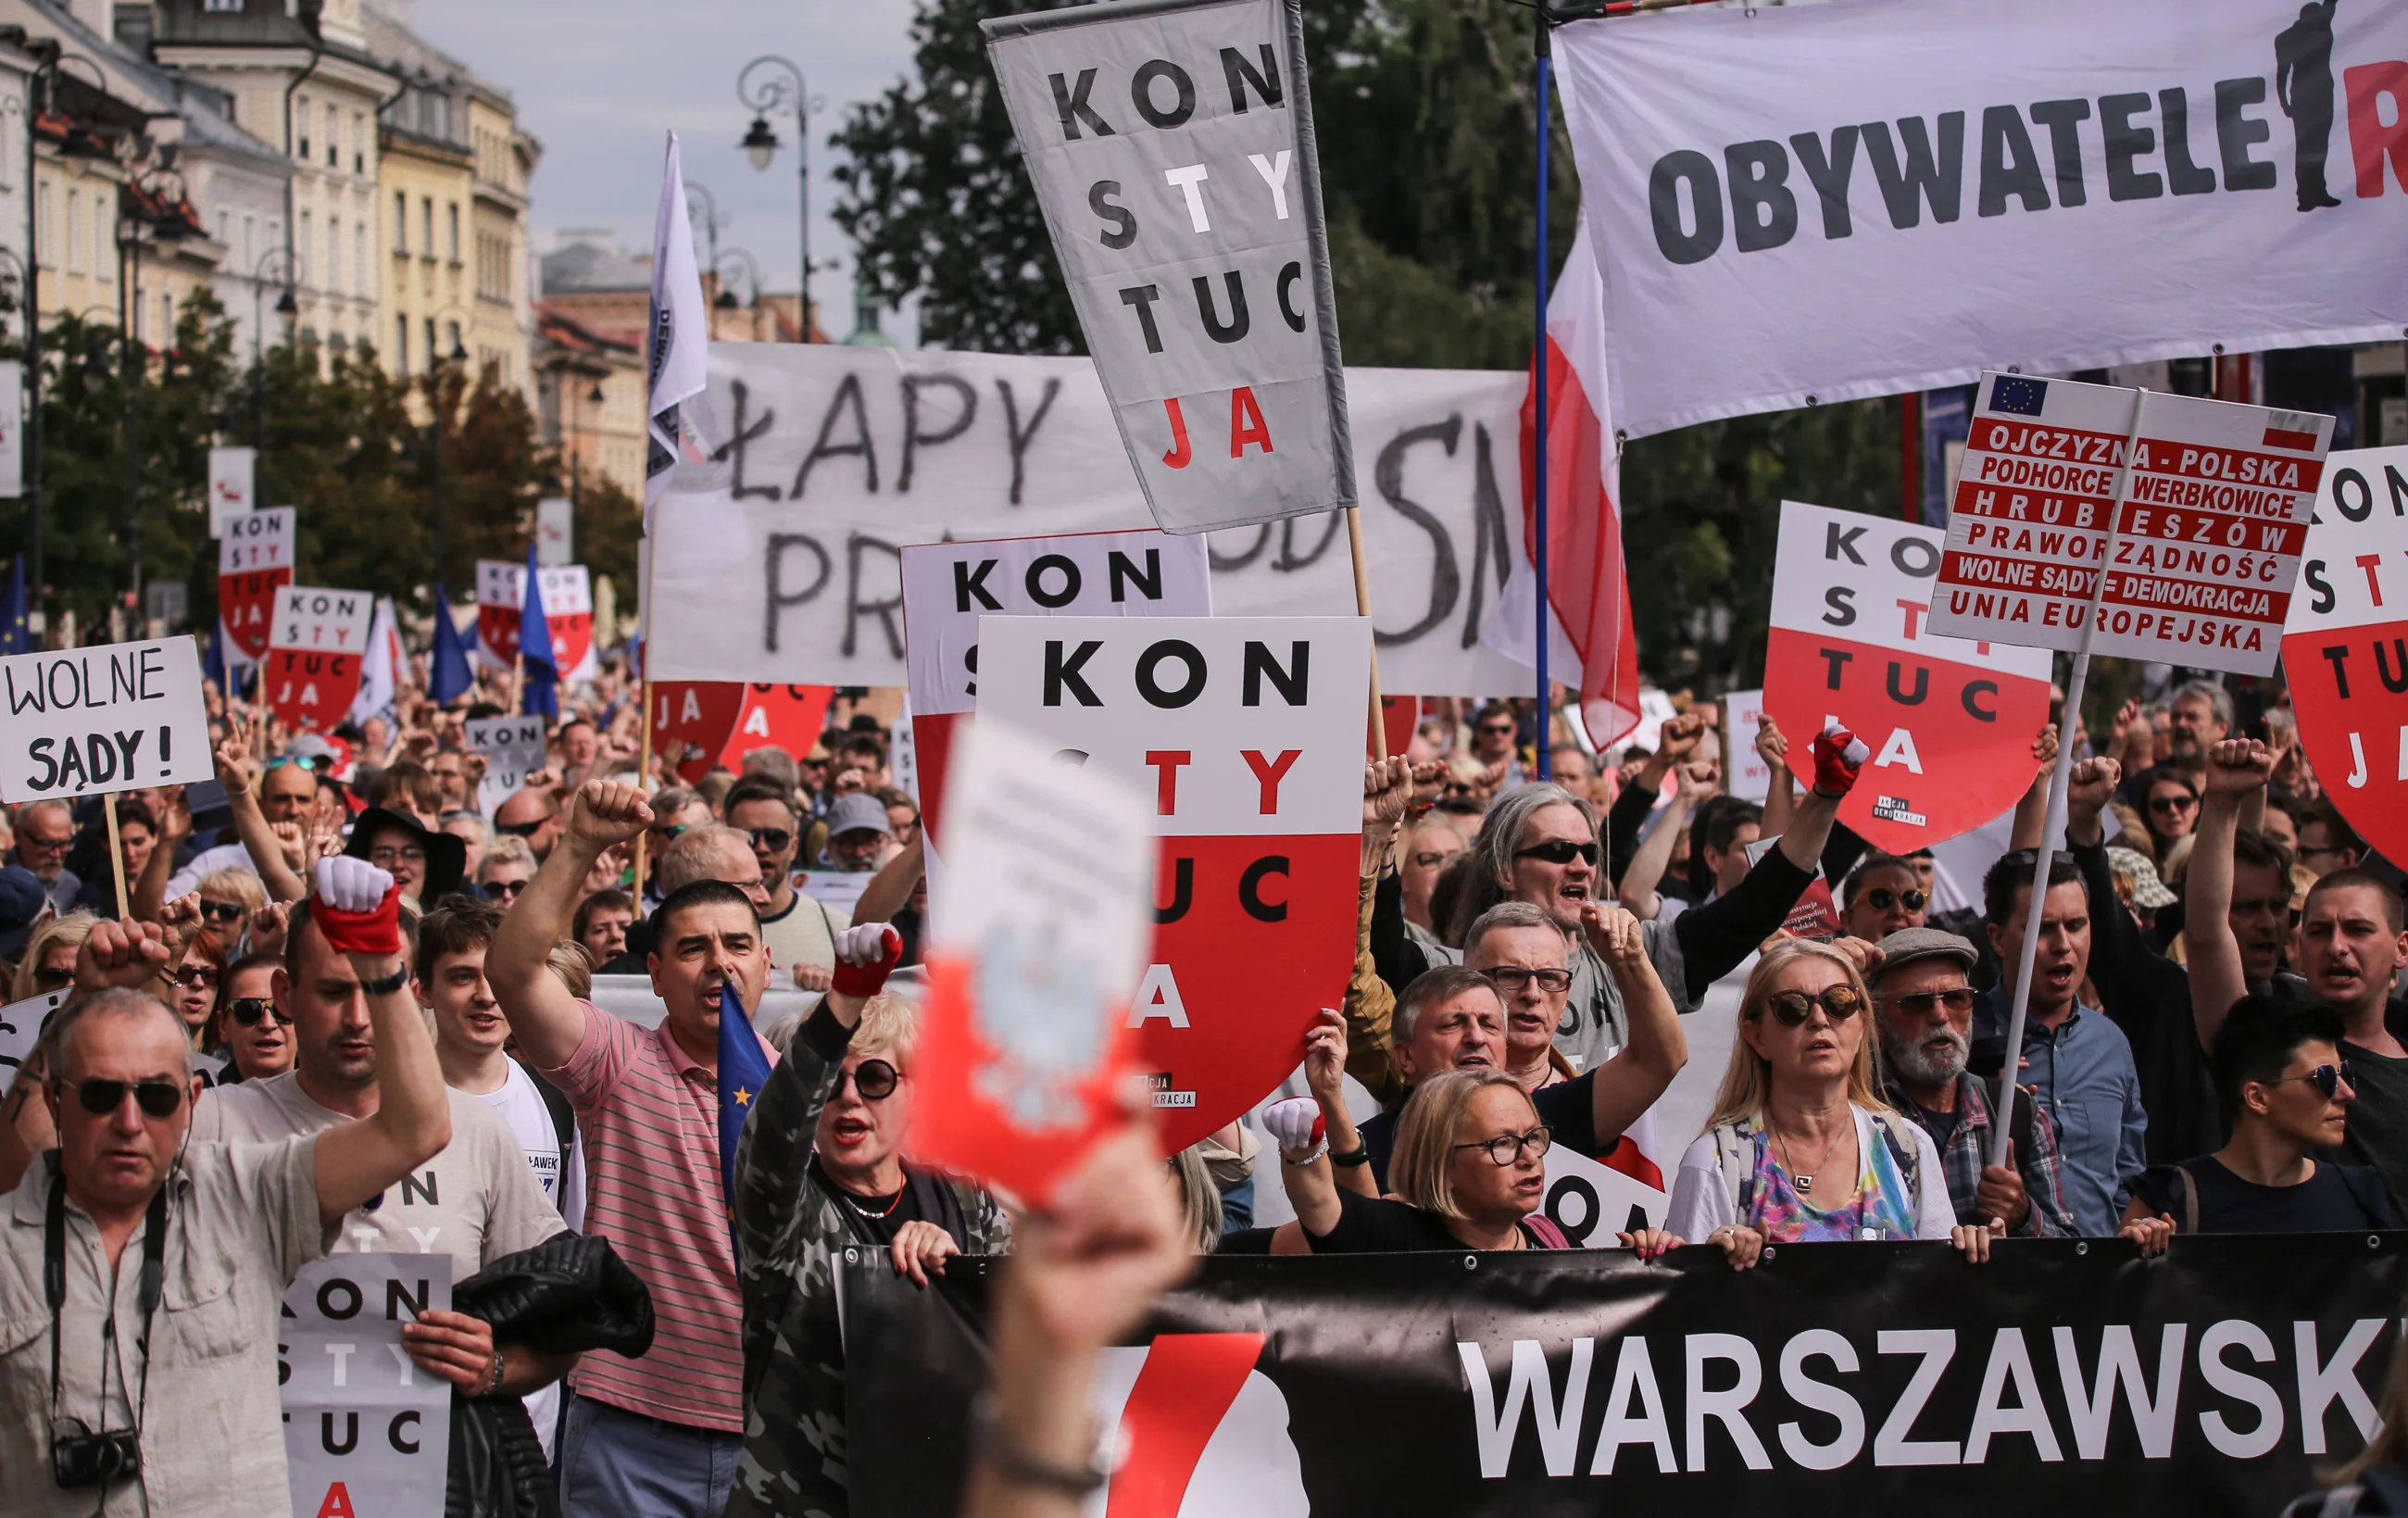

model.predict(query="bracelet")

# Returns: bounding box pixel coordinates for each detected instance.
[483,1348,507,1398]
[1328,1144,1373,1169]
[359,964,410,998]
[1281,1137,1330,1167]
[972,1393,1109,1496]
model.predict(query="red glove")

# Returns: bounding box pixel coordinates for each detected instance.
[831,923,905,997]
[311,858,403,957]
[1812,721,1871,798]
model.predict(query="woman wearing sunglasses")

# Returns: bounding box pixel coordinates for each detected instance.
[2120,996,2391,1248]
[207,951,296,1084]
[157,926,228,1049]
[1667,939,1997,1266]
[196,867,267,957]
[1839,854,1928,943]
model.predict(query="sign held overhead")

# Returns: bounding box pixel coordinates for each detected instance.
[0,636,211,802]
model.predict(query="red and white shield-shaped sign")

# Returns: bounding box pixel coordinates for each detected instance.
[476,561,597,680]
[1767,500,2055,853]
[645,683,836,784]
[266,585,373,732]
[722,684,834,772]
[972,614,1371,1153]
[217,508,295,665]
[2286,446,2408,865]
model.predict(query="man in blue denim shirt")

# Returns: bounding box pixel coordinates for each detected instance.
[1974,851,2149,1236]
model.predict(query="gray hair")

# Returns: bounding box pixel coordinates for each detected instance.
[16,797,71,832]
[1446,783,1599,946]
[2171,679,2234,730]
[1461,900,1565,964]
[658,824,755,896]
[1394,963,1502,1047]
[41,987,192,1082]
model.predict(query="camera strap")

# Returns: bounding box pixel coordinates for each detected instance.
[46,1168,170,1432]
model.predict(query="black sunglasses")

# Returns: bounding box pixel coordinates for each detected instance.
[836,1059,900,1101]
[485,877,530,900]
[31,965,74,991]
[1515,839,1599,866]
[2149,794,2199,813]
[1485,966,1574,993]
[1862,886,1928,913]
[1763,985,1863,1025]
[228,997,291,1028]
[2269,1061,2353,1100]
[55,1076,186,1119]
[198,899,248,924]
[746,826,795,853]
[495,819,549,839]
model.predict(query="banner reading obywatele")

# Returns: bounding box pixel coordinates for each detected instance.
[846,1236,2407,1518]
[983,0,1351,533]
[1553,0,2408,439]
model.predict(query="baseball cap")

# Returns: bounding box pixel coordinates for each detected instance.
[2107,847,2177,910]
[825,793,892,839]
[1872,926,1979,981]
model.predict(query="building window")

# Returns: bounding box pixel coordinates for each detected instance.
[296,94,309,161]
[353,112,366,174]
[65,187,81,274]
[396,315,409,374]
[161,291,174,341]
[394,191,408,252]
[299,211,311,287]
[325,104,337,167]
[94,202,112,284]
[420,197,433,258]
[243,213,255,267]
[353,224,366,296]
[204,0,242,12]
[446,204,458,263]
[446,320,461,362]
[326,216,340,296]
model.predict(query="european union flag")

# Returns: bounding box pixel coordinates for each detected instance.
[431,583,475,707]
[1,556,29,656]
[520,543,559,719]
[717,981,771,1252]
[1990,374,2049,417]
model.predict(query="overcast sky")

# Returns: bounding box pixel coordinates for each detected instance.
[406,0,922,342]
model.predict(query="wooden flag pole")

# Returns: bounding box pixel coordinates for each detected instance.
[631,534,658,902]
[103,793,130,919]
[1344,505,1387,762]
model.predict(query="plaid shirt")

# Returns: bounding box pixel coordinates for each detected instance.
[1885,1073,2076,1237]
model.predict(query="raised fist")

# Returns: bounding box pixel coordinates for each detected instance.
[311,857,403,958]
[1261,1096,1326,1161]
[566,781,653,853]
[831,922,904,998]
[1812,721,1870,797]
[2203,737,2274,797]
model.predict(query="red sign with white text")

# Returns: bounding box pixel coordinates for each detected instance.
[1768,500,2054,853]
[266,585,372,732]
[217,508,295,666]
[646,682,836,785]
[476,560,598,681]
[972,615,1372,1153]
[2285,445,2408,866]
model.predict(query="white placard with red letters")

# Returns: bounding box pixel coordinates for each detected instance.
[900,528,1211,853]
[1768,499,2053,853]
[217,506,294,667]
[207,446,255,538]
[2286,445,2408,867]
[266,586,374,733]
[474,559,598,681]
[972,614,1370,1153]
[1720,687,1770,803]
[0,639,211,803]
[1928,370,2332,676]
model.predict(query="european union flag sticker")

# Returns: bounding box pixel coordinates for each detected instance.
[1990,374,2049,417]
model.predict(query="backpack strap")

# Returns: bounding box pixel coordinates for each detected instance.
[1522,1213,1572,1250]
[1713,1120,1757,1220]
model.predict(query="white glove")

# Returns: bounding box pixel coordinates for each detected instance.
[1261,1097,1327,1163]
[835,922,900,964]
[312,856,395,912]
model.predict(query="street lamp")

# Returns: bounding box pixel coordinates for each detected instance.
[736,56,822,341]
[250,245,299,453]
[684,180,725,282]
[713,247,763,314]
[563,372,605,514]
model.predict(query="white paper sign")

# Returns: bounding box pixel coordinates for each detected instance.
[1721,688,1770,803]
[281,1254,454,1518]
[0,360,22,500]
[467,715,547,816]
[536,497,573,566]
[271,585,375,656]
[0,637,211,802]
[1541,1140,1669,1241]
[0,989,65,1078]
[207,445,256,538]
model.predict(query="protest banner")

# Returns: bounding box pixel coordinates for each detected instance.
[899,527,1211,850]
[847,1236,2405,1518]
[207,445,255,538]
[0,988,65,1080]
[983,0,1351,535]
[267,586,375,733]
[281,1253,454,1518]
[218,506,295,666]
[0,636,211,802]
[1551,0,2408,441]
[974,614,1370,1151]
[467,715,547,816]
[2286,444,2408,862]
[1929,373,2332,676]
[1769,499,2052,851]
[648,345,1548,698]
[911,717,1157,1202]
[475,560,597,680]
[1721,687,1770,802]
[644,682,835,784]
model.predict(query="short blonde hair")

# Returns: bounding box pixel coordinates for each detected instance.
[1389,1068,1536,1223]
[544,940,594,1000]
[850,990,920,1067]
[480,835,538,877]
[1704,938,1888,1133]
[197,868,266,912]
[11,912,95,1001]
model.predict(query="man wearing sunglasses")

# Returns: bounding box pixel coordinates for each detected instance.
[726,777,847,992]
[0,859,452,1515]
[1871,928,2073,1237]
[10,798,80,916]
[494,787,565,862]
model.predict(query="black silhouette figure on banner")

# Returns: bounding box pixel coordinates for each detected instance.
[2276,0,2344,210]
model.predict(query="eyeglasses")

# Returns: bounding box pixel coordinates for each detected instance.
[835,1059,900,1101]
[1861,886,1928,913]
[228,997,291,1028]
[1762,985,1864,1025]
[159,964,218,992]
[17,832,70,854]
[370,846,428,868]
[1479,722,1517,736]
[484,877,529,900]
[495,820,549,839]
[1515,839,1599,866]
[53,1076,185,1119]
[745,827,794,853]
[1879,986,1977,1020]
[2267,1061,2353,1100]
[198,899,247,924]
[1454,1125,1551,1166]
[266,755,322,772]
[1485,966,1574,994]
[2149,794,2199,814]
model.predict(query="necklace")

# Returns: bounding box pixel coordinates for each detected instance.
[1774,1123,1841,1197]
[842,1186,903,1219]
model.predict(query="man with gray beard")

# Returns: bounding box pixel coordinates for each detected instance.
[1873,927,2076,1236]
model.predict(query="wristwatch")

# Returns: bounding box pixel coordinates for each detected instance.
[1328,1143,1373,1169]
[972,1393,1109,1496]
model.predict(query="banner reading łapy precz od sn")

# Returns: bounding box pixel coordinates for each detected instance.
[983,0,1353,534]
[847,1236,2408,1518]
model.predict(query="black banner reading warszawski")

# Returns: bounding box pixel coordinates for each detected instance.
[845,1235,2407,1517]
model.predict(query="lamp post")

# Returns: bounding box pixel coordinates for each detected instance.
[713,247,763,337]
[736,56,821,341]
[251,245,299,454]
[115,216,143,629]
[563,371,604,515]
[684,180,724,287]
[8,39,69,642]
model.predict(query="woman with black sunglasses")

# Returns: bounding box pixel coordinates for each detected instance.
[1839,854,1929,943]
[1666,939,1996,1266]
[2121,995,2391,1247]
[206,951,295,1084]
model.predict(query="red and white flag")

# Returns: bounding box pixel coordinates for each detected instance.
[1514,224,1642,749]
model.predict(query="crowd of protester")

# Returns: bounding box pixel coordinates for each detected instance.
[0,657,2401,1517]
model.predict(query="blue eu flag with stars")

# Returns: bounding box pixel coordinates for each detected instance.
[718,982,771,1251]
[1990,374,2049,417]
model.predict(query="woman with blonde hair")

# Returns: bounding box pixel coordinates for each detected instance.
[194,867,268,957]
[1666,938,1995,1267]
[8,910,93,1001]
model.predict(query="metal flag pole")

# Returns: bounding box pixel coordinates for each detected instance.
[1532,19,1553,783]
[1987,386,2151,1172]
[632,538,658,900]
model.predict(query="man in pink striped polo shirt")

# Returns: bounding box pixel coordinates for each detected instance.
[489,780,775,1518]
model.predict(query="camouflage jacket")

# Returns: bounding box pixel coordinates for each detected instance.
[727,1005,1010,1518]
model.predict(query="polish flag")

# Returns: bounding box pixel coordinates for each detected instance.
[1520,223,1642,749]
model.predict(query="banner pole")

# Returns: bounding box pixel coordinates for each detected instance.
[1987,387,2150,1172]
[1345,505,1387,761]
[632,534,657,900]
[1532,19,1553,782]
[103,792,129,920]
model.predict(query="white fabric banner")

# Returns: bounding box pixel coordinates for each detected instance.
[650,344,1552,696]
[1553,0,2408,438]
